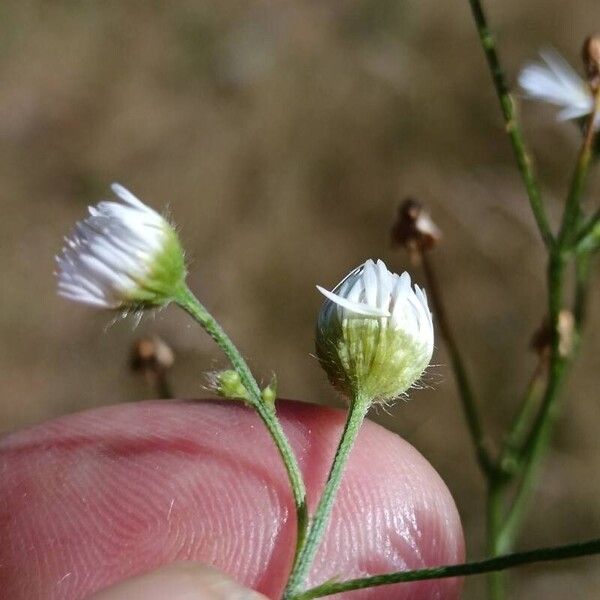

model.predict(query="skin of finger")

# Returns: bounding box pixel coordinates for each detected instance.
[87,561,267,600]
[0,400,464,599]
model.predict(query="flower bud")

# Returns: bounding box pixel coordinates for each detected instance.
[56,184,186,311]
[261,375,277,405]
[315,259,434,402]
[209,370,251,402]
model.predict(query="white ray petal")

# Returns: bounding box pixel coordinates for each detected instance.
[316,285,390,317]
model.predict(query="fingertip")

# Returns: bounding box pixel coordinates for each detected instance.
[1,399,464,599]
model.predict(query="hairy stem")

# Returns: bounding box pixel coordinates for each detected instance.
[175,286,309,563]
[283,393,371,598]
[292,538,600,599]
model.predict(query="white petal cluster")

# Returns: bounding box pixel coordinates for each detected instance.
[316,259,433,401]
[56,184,186,309]
[317,259,433,355]
[519,48,596,125]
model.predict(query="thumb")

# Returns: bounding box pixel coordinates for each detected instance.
[87,562,267,600]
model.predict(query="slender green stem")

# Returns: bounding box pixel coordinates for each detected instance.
[520,153,587,468]
[574,253,591,328]
[497,93,600,554]
[291,538,600,599]
[500,248,593,552]
[421,253,494,477]
[494,253,567,561]
[283,393,371,598]
[464,4,600,599]
[497,445,543,555]
[576,208,600,251]
[558,92,600,247]
[174,285,309,561]
[467,0,553,248]
[499,362,545,475]
[486,480,507,599]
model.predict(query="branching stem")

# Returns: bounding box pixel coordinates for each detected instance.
[291,538,600,599]
[467,0,553,248]
[175,286,309,565]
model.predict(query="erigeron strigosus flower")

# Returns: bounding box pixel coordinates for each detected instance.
[56,184,186,311]
[518,48,599,129]
[315,259,433,402]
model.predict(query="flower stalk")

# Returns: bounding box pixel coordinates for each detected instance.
[174,285,309,561]
[464,3,600,599]
[467,0,553,248]
[283,393,371,599]
[559,87,600,246]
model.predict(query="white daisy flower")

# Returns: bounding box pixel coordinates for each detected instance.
[518,48,597,126]
[56,184,186,310]
[315,259,433,402]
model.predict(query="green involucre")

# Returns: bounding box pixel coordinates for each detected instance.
[316,317,430,402]
[124,225,187,308]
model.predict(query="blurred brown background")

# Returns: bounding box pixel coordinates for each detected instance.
[1,1,599,598]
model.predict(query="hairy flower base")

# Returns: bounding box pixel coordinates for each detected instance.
[317,317,430,402]
[122,227,187,308]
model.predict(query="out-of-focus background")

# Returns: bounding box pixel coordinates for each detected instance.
[1,1,599,597]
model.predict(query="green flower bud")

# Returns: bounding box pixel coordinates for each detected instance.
[210,370,252,402]
[261,375,277,405]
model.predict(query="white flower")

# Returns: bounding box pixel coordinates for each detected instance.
[56,183,186,310]
[518,48,596,126]
[315,259,433,402]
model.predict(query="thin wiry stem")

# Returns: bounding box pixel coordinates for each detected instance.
[521,92,600,469]
[574,253,592,328]
[499,362,546,475]
[291,538,600,599]
[464,4,600,598]
[486,480,507,599]
[495,89,600,557]
[496,252,568,556]
[283,393,371,599]
[558,92,600,246]
[575,207,600,253]
[467,0,553,248]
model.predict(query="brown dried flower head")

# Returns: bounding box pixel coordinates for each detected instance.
[582,35,600,91]
[131,335,175,374]
[391,198,442,261]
